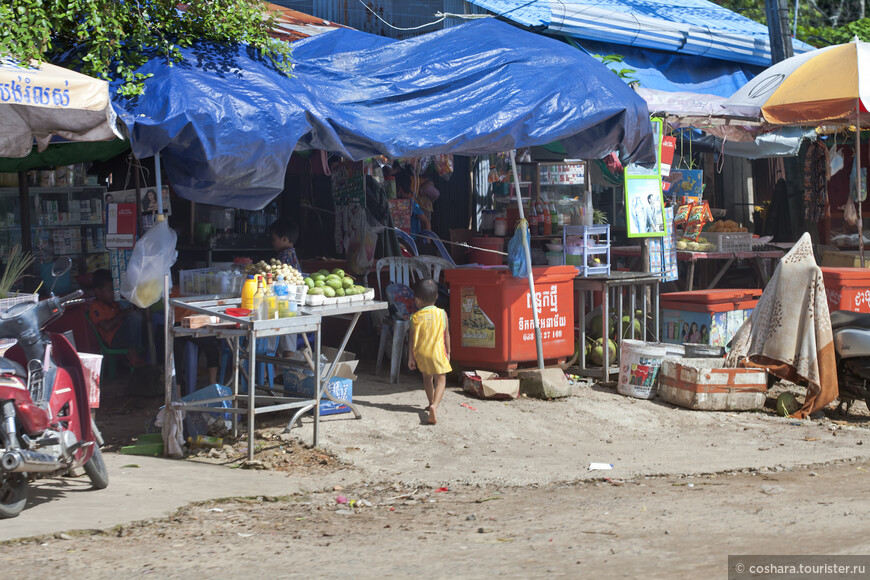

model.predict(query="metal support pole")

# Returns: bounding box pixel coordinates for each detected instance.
[509,150,544,369]
[247,331,256,461]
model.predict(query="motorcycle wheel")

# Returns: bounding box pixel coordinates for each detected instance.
[83,445,109,490]
[0,472,28,518]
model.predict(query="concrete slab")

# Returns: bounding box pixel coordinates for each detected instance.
[0,452,352,542]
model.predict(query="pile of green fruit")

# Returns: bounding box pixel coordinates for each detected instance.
[304,268,368,299]
[580,308,645,367]
[245,260,305,284]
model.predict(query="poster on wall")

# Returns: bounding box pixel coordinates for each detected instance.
[330,160,366,207]
[105,203,137,248]
[460,286,496,348]
[625,177,666,237]
[104,187,172,216]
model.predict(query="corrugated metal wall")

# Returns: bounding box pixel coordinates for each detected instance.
[269,1,489,39]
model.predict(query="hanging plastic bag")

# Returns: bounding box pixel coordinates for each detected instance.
[844,196,858,226]
[830,144,845,176]
[121,220,178,308]
[508,220,530,278]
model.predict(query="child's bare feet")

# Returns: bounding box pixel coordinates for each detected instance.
[427,405,437,425]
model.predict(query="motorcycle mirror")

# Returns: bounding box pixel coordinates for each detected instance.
[49,257,71,294]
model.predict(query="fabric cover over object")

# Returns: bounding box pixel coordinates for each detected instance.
[112,18,654,209]
[725,233,838,418]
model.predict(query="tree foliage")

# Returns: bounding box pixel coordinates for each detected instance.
[713,0,870,46]
[0,0,292,96]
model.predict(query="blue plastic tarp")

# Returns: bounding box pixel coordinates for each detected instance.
[112,18,654,209]
[572,39,761,98]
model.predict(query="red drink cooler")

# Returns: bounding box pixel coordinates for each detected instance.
[821,267,870,313]
[444,266,576,370]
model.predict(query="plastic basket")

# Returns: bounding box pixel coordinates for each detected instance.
[179,267,235,296]
[707,232,751,252]
[0,293,38,315]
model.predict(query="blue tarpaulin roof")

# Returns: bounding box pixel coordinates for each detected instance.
[467,0,814,66]
[571,38,761,98]
[112,18,654,209]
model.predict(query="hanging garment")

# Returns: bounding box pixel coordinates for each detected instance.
[725,233,838,419]
[803,141,830,222]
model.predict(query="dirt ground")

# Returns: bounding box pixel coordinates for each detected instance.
[2,460,869,578]
[6,362,870,577]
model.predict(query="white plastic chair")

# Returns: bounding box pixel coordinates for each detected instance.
[412,256,454,283]
[373,257,427,301]
[373,257,427,383]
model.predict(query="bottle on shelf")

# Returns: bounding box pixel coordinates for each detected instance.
[252,276,266,319]
[265,273,278,319]
[528,202,538,235]
[241,274,257,310]
[275,275,290,318]
[541,200,552,236]
[551,201,560,234]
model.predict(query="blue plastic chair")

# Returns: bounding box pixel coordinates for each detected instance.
[394,228,419,256]
[417,230,456,265]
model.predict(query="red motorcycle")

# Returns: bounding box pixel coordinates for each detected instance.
[0,259,108,518]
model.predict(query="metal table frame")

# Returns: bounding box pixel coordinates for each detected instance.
[165,295,388,460]
[574,272,661,383]
[611,246,783,291]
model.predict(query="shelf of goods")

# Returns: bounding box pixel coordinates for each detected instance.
[0,186,109,282]
[562,224,610,276]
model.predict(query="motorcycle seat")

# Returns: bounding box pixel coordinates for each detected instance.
[831,310,870,330]
[0,358,26,378]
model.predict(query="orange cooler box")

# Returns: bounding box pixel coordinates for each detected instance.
[821,267,870,313]
[444,266,576,370]
[661,289,761,347]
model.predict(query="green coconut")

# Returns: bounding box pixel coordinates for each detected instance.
[776,392,801,417]
[589,338,618,366]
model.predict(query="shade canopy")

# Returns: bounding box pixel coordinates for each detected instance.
[112,18,655,209]
[726,40,870,125]
[0,58,121,158]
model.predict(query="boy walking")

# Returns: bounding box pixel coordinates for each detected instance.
[408,279,451,424]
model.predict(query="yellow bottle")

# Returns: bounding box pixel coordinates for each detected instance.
[240,275,256,311]
[265,274,278,319]
[252,276,265,316]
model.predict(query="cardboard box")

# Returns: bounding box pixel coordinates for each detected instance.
[657,358,767,410]
[822,250,870,269]
[462,370,519,400]
[283,375,352,416]
[283,348,357,415]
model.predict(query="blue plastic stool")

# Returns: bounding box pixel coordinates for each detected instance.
[219,337,278,393]
[183,340,199,398]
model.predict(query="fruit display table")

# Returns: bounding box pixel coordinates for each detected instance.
[165,294,386,460]
[574,272,662,383]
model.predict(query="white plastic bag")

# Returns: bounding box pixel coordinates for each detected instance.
[121,221,178,308]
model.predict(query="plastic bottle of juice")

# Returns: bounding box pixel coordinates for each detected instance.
[252,276,266,318]
[187,435,223,448]
[265,273,278,319]
[241,274,256,310]
[275,275,291,318]
[541,201,552,235]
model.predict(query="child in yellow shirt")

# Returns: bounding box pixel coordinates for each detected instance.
[408,279,451,425]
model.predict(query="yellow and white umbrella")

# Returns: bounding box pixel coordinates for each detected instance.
[0,58,121,158]
[726,39,870,125]
[727,38,870,262]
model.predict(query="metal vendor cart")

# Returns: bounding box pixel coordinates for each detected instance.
[165,292,387,461]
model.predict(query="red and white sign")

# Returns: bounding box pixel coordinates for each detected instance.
[106,203,136,248]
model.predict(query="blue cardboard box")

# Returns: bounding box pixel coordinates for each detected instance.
[283,373,353,416]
